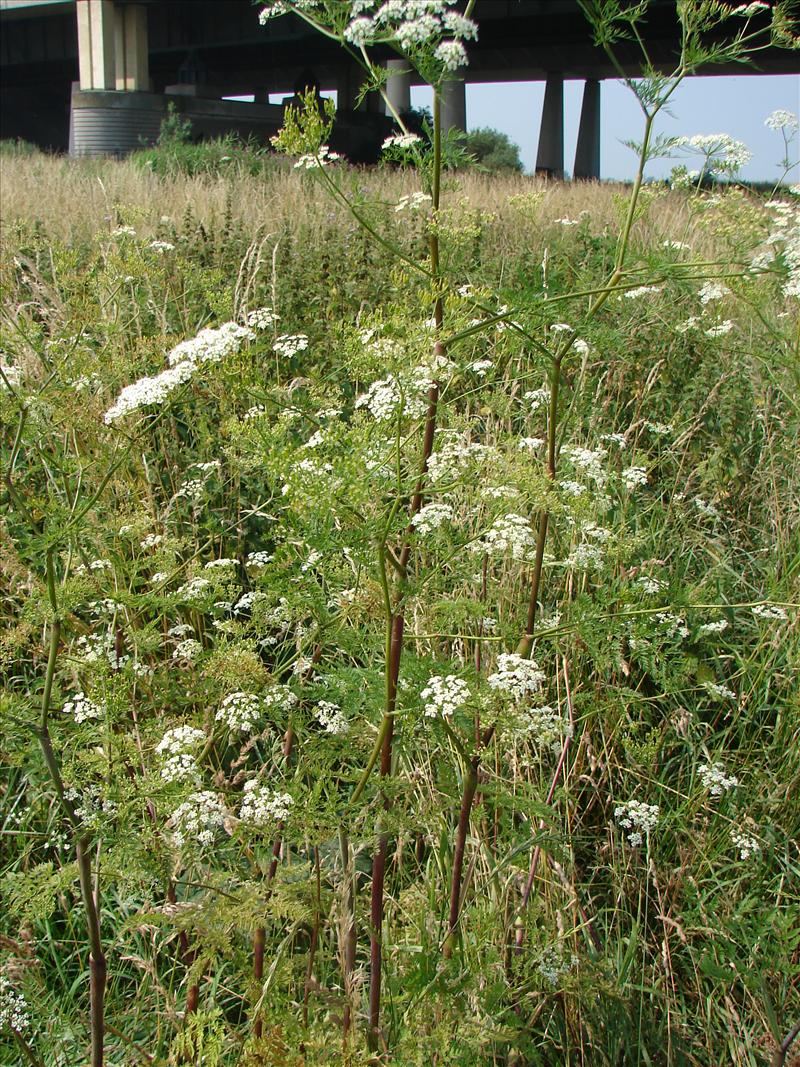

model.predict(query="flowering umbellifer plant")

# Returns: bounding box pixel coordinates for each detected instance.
[1,0,797,1063]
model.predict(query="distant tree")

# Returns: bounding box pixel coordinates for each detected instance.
[463,127,523,172]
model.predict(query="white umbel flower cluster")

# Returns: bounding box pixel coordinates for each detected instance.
[263,685,299,716]
[262,0,478,75]
[420,674,470,718]
[63,692,104,723]
[314,700,349,734]
[170,791,227,848]
[731,827,760,860]
[239,781,293,825]
[621,466,648,490]
[216,692,264,733]
[156,725,205,784]
[473,513,535,560]
[411,501,453,534]
[698,761,739,797]
[487,653,545,701]
[614,800,659,846]
[0,975,30,1033]
[523,704,573,752]
[105,321,254,422]
[246,306,280,329]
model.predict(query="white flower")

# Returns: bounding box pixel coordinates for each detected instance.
[204,557,238,571]
[518,436,544,451]
[693,496,721,519]
[442,11,478,39]
[698,761,738,797]
[487,653,545,701]
[382,132,422,151]
[262,685,299,714]
[273,333,309,357]
[523,704,573,752]
[731,827,760,860]
[239,781,293,825]
[564,446,607,486]
[176,577,213,604]
[293,146,342,170]
[110,225,136,238]
[524,387,550,412]
[0,976,30,1032]
[752,604,787,621]
[622,285,662,299]
[566,541,604,570]
[411,501,454,534]
[396,14,440,46]
[343,15,375,44]
[469,359,494,376]
[160,752,202,785]
[636,575,665,594]
[246,550,273,569]
[731,2,770,15]
[559,480,586,498]
[170,791,227,848]
[246,306,280,329]
[703,682,737,701]
[704,320,734,338]
[765,109,798,132]
[395,191,432,212]
[420,674,471,718]
[698,619,729,636]
[149,239,175,253]
[621,466,648,490]
[698,282,730,305]
[435,39,468,71]
[156,725,205,757]
[172,638,203,661]
[216,692,264,733]
[63,692,103,724]
[614,800,659,846]
[105,321,255,422]
[537,947,579,987]
[474,513,535,560]
[315,700,349,734]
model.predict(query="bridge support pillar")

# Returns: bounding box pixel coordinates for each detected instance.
[574,78,600,179]
[77,0,116,90]
[115,4,149,91]
[535,73,563,178]
[440,78,466,134]
[384,59,411,118]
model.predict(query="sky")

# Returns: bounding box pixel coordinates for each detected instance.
[410,74,800,181]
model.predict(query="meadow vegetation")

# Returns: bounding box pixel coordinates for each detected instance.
[1,1,799,1065]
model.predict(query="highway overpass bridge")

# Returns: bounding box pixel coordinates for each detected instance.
[1,0,798,175]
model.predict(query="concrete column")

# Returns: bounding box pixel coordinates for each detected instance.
[574,79,600,179]
[535,73,564,178]
[115,3,149,91]
[77,0,116,91]
[440,78,466,134]
[384,58,411,117]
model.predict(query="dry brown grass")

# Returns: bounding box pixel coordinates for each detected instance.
[0,151,698,250]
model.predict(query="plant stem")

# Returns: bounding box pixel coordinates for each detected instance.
[37,551,106,1066]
